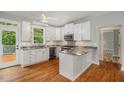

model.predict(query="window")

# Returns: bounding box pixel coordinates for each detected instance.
[2,30,16,55]
[2,31,16,45]
[33,28,44,44]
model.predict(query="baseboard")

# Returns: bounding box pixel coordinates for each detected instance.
[0,64,20,69]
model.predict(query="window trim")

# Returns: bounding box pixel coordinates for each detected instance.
[32,25,45,45]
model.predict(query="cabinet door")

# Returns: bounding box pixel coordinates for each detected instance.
[64,24,69,35]
[39,49,46,62]
[82,21,91,40]
[45,27,56,41]
[64,23,74,35]
[50,27,56,41]
[60,27,65,41]
[30,50,37,64]
[21,50,30,67]
[74,23,82,41]
[86,52,92,64]
[55,28,61,40]
[73,56,82,77]
[59,53,74,78]
[56,47,61,57]
[44,48,49,60]
[42,49,46,61]
[68,23,74,34]
[45,27,51,41]
[22,21,32,42]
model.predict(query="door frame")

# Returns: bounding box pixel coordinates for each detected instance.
[0,18,20,68]
[99,25,122,64]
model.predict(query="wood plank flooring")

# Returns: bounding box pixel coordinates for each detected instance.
[0,59,124,82]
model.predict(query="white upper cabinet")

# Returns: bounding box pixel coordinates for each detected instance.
[45,26,56,41]
[74,23,82,41]
[60,26,65,41]
[74,21,91,41]
[64,23,74,35]
[82,21,91,40]
[45,26,63,41]
[22,21,32,42]
[55,27,61,40]
[45,27,51,41]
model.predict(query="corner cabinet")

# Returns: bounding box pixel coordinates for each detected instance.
[74,21,91,41]
[22,21,32,42]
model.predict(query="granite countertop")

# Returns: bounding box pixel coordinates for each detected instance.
[47,45,62,48]
[21,46,48,50]
[60,46,97,56]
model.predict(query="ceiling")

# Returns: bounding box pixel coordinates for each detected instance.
[2,11,112,26]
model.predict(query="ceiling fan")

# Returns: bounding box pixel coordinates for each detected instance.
[33,12,58,26]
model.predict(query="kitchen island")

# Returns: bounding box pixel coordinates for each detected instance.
[59,47,96,81]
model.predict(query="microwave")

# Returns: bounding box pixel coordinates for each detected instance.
[64,34,74,41]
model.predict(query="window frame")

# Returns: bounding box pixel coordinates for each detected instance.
[32,25,45,45]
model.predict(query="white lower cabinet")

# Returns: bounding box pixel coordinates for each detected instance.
[30,50,37,64]
[85,51,92,64]
[21,51,30,67]
[37,49,43,62]
[56,47,61,57]
[44,48,49,60]
[21,48,49,67]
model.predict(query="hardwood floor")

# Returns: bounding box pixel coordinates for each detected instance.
[0,59,124,82]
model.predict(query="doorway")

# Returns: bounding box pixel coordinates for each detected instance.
[99,26,121,64]
[0,19,19,68]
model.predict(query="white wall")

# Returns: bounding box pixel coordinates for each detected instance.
[75,12,124,70]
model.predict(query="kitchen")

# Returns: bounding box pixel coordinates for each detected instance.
[0,11,124,82]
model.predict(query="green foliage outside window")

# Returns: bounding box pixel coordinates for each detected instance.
[33,28,43,43]
[0,21,17,27]
[2,31,16,45]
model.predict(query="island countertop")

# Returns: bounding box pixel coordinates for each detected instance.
[60,46,97,56]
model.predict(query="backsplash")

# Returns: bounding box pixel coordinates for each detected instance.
[45,41,67,46]
[75,41,97,46]
[20,42,32,47]
[45,41,97,47]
